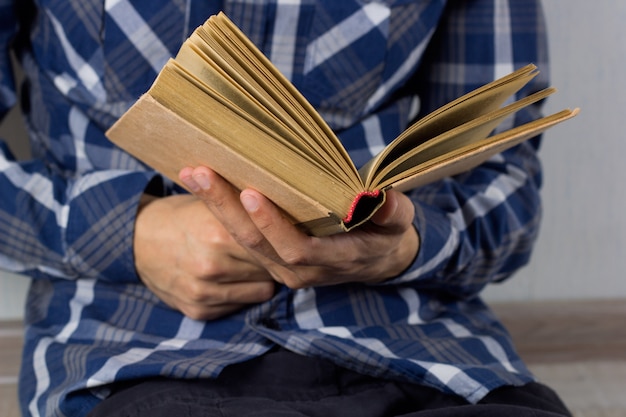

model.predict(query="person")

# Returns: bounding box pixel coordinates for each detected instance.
[0,0,571,416]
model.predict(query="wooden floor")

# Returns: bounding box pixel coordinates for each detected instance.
[0,322,22,417]
[2,299,625,417]
[493,300,626,417]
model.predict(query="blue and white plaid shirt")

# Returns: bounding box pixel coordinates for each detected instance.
[0,1,549,416]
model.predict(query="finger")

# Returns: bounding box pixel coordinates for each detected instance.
[179,166,283,266]
[205,280,277,305]
[179,166,201,192]
[179,166,263,238]
[239,189,316,266]
[154,279,276,321]
[199,253,274,283]
[368,190,415,233]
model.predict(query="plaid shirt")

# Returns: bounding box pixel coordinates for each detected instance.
[0,1,549,416]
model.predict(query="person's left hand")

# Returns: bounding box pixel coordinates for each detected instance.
[179,166,420,289]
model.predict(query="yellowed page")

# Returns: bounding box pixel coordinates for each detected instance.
[150,65,361,216]
[384,108,579,193]
[107,95,355,236]
[189,19,358,185]
[175,44,338,173]
[211,13,361,187]
[367,87,556,188]
[359,64,539,184]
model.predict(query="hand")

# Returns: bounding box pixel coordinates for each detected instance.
[133,194,275,320]
[178,167,420,289]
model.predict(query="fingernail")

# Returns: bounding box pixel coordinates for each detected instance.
[180,175,201,192]
[240,193,259,213]
[192,173,211,190]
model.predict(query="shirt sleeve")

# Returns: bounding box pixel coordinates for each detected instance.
[0,1,162,284]
[384,0,549,299]
[0,0,17,118]
[0,155,160,282]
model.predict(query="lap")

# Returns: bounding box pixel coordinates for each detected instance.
[87,349,571,417]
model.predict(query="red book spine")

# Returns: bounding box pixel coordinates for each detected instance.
[342,189,381,224]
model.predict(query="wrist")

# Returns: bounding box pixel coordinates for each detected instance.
[385,225,420,282]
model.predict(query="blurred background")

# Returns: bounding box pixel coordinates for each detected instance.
[1,2,625,320]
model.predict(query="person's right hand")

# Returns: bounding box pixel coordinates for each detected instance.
[133,194,276,320]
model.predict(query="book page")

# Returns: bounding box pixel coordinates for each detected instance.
[386,108,579,193]
[358,64,539,185]
[175,41,337,174]
[150,65,362,216]
[210,13,362,188]
[367,87,556,189]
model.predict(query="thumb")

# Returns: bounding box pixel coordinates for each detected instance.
[369,191,414,231]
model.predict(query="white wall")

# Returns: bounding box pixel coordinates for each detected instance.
[484,2,626,301]
[1,2,625,319]
[0,99,30,320]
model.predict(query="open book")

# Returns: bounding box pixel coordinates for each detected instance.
[106,12,578,236]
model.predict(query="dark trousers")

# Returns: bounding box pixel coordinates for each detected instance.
[87,349,572,417]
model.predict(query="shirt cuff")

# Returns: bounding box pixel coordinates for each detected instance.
[379,198,455,286]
